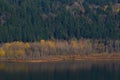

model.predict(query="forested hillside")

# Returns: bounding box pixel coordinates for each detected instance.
[0,0,120,42]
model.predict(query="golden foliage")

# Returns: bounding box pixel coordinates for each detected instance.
[2,41,30,58]
[15,49,25,57]
[71,40,78,49]
[47,40,55,48]
[4,43,11,49]
[4,41,30,49]
[25,43,30,49]
[78,40,86,49]
[0,48,5,57]
[117,8,120,12]
[40,39,46,46]
[103,5,108,11]
[98,43,105,50]
[0,39,119,59]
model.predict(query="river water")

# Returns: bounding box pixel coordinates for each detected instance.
[0,60,120,80]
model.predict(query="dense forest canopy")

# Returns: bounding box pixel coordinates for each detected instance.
[0,0,120,42]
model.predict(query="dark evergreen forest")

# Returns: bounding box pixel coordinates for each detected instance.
[0,0,120,42]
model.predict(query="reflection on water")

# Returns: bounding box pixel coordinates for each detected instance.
[0,61,120,80]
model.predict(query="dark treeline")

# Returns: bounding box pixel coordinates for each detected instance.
[0,0,120,42]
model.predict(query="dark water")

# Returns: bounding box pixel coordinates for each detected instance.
[0,61,120,80]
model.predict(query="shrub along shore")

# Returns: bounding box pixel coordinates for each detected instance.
[0,39,120,62]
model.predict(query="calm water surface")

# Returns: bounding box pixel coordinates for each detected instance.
[0,61,120,80]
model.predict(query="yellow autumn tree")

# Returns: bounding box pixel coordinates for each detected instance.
[25,43,30,49]
[40,39,46,47]
[78,39,89,50]
[12,42,26,59]
[3,43,14,58]
[47,40,55,48]
[14,49,25,59]
[117,8,120,13]
[0,48,5,57]
[2,41,28,59]
[71,40,78,49]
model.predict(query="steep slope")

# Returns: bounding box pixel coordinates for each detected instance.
[0,0,120,42]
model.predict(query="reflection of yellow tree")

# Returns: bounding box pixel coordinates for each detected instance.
[0,64,5,70]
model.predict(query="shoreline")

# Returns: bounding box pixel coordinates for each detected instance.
[1,54,120,63]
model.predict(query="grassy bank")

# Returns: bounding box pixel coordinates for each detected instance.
[1,53,120,63]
